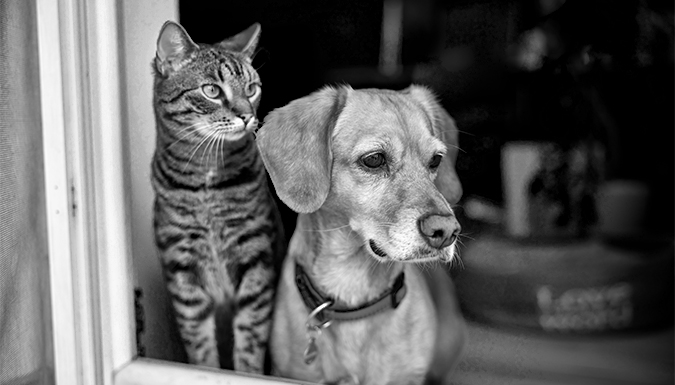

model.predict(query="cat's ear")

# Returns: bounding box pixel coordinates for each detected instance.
[404,85,463,204]
[218,23,261,60]
[256,86,349,213]
[155,21,199,77]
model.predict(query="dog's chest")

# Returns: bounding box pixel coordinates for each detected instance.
[316,302,435,385]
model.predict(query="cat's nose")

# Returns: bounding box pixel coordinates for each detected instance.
[240,114,255,125]
[241,114,259,133]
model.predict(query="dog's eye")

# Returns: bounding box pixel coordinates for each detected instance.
[429,154,443,170]
[201,84,222,99]
[361,153,386,169]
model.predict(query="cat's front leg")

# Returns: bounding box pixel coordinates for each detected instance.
[232,260,277,373]
[164,264,220,368]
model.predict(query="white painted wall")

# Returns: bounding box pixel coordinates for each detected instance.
[119,0,185,362]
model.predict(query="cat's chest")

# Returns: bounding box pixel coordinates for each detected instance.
[205,168,218,185]
[191,168,240,203]
[195,187,240,223]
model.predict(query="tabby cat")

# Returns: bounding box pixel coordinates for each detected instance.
[151,21,284,373]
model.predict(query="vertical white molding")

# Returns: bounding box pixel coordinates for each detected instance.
[37,0,135,384]
[83,0,136,380]
[35,0,80,383]
[56,0,104,382]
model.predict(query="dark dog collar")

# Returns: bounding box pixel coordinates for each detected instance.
[294,262,407,322]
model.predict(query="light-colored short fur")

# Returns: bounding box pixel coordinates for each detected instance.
[257,85,466,385]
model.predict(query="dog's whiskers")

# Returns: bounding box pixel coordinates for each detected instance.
[452,239,466,270]
[302,224,352,233]
[373,221,397,227]
[446,143,466,153]
[365,255,382,276]
[458,233,475,242]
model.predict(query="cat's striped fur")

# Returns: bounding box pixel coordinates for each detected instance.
[151,21,284,373]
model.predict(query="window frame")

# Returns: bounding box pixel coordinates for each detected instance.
[36,0,305,384]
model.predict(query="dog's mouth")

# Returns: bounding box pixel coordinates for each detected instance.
[368,239,389,259]
[367,238,453,263]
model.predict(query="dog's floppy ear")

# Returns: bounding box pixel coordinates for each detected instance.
[406,85,463,204]
[257,86,348,213]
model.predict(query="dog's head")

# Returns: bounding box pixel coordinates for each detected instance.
[257,85,462,263]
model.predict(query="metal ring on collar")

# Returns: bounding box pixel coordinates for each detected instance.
[306,301,333,330]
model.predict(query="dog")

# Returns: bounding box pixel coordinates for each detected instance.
[256,85,466,385]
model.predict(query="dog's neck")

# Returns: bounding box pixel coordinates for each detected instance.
[292,210,404,308]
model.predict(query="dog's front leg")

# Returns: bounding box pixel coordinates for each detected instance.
[270,259,328,382]
[423,267,466,383]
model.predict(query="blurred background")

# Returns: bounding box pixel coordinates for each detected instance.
[179,0,674,239]
[143,0,673,383]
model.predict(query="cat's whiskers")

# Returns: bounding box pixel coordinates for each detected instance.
[174,121,204,136]
[167,122,204,149]
[183,133,213,173]
[212,137,221,168]
[200,133,213,166]
[197,122,224,164]
[218,134,227,167]
[250,48,264,61]
[216,122,235,132]
[216,135,224,168]
[202,132,219,167]
[209,132,222,167]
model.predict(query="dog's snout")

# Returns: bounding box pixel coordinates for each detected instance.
[418,213,461,249]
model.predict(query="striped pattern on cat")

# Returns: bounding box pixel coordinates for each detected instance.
[151,21,284,373]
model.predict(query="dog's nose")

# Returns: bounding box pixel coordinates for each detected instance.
[418,213,461,249]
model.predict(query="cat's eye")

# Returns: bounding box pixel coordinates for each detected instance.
[201,84,222,99]
[361,153,386,169]
[245,82,260,98]
[429,154,443,170]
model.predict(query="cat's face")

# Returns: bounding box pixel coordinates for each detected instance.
[153,22,262,143]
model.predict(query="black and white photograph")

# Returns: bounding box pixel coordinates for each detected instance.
[0,0,673,384]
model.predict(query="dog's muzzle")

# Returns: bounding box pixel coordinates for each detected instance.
[418,213,461,249]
